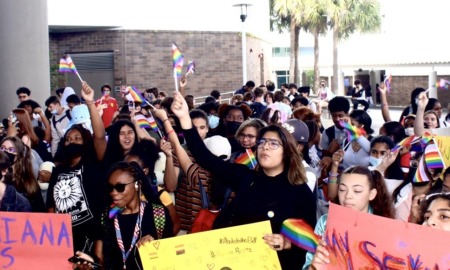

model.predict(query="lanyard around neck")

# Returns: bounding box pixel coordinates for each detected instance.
[114,201,145,269]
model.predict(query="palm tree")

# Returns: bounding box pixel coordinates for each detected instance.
[273,0,306,85]
[273,0,329,90]
[328,0,381,94]
[303,0,328,93]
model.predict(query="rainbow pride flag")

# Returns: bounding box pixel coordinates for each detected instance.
[186,61,195,75]
[339,121,366,142]
[235,149,257,169]
[424,143,445,169]
[125,86,145,103]
[436,78,450,90]
[134,114,151,129]
[109,203,124,219]
[384,74,392,93]
[392,135,420,152]
[172,43,184,78]
[146,115,159,132]
[59,55,78,74]
[280,219,319,253]
[413,155,430,183]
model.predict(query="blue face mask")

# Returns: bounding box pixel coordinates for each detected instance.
[208,115,220,129]
[369,156,383,167]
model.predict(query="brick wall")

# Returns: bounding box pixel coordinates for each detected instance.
[50,30,272,99]
[383,76,450,108]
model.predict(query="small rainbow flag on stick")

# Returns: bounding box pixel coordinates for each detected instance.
[280,219,319,253]
[134,114,151,129]
[339,121,366,142]
[109,203,124,219]
[436,78,450,90]
[172,43,184,91]
[384,74,392,93]
[424,142,445,169]
[125,86,145,103]
[185,61,195,76]
[392,135,420,152]
[59,54,83,82]
[413,155,430,183]
[235,149,257,169]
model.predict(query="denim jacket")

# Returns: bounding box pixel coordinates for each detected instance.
[1,184,32,212]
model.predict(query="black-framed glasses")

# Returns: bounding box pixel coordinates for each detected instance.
[107,180,137,193]
[257,138,282,150]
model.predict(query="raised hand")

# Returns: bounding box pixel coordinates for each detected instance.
[171,92,189,120]
[310,240,330,269]
[81,81,94,102]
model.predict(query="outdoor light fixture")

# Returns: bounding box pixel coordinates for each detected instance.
[233,3,252,84]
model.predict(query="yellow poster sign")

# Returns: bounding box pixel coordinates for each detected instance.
[435,136,450,167]
[138,221,282,270]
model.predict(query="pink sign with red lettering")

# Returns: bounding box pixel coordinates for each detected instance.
[324,203,450,269]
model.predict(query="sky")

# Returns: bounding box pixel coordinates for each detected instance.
[48,0,450,68]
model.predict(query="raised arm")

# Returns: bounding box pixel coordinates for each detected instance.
[378,83,392,122]
[413,91,428,136]
[153,108,185,192]
[170,92,248,189]
[81,82,107,161]
[34,107,52,143]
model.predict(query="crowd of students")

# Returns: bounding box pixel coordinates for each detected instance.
[1,78,449,270]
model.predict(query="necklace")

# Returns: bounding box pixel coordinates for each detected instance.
[114,201,146,269]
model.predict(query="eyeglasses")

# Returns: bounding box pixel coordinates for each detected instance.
[239,133,256,140]
[257,138,282,150]
[425,191,450,201]
[107,180,137,193]
[0,146,16,154]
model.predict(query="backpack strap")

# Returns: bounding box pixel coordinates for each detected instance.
[152,203,165,239]
[197,178,209,209]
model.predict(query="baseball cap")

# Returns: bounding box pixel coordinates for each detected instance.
[203,135,232,161]
[282,119,309,143]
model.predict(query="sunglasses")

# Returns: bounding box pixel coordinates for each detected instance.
[107,180,137,193]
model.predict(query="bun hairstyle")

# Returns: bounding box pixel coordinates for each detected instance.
[341,166,395,219]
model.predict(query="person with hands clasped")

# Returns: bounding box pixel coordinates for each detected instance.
[303,166,395,270]
[170,91,316,269]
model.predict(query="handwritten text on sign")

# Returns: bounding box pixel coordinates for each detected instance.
[138,221,281,270]
[0,212,73,269]
[324,203,450,269]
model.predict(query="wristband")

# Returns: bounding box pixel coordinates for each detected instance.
[85,100,95,105]
[166,129,175,136]
[329,178,338,184]
[329,172,338,177]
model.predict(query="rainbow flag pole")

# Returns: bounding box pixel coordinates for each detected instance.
[246,149,256,168]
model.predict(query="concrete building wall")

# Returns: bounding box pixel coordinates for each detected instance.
[0,0,50,117]
[50,30,272,100]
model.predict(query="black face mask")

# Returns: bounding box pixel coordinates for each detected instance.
[225,121,242,135]
[4,152,16,165]
[64,143,84,160]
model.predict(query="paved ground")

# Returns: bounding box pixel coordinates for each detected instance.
[321,106,403,136]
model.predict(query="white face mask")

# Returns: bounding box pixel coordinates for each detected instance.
[208,115,220,129]
[405,127,414,136]
[369,156,383,167]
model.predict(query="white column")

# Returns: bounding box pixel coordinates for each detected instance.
[0,0,50,117]
[241,21,247,85]
[338,70,345,96]
[429,70,437,99]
